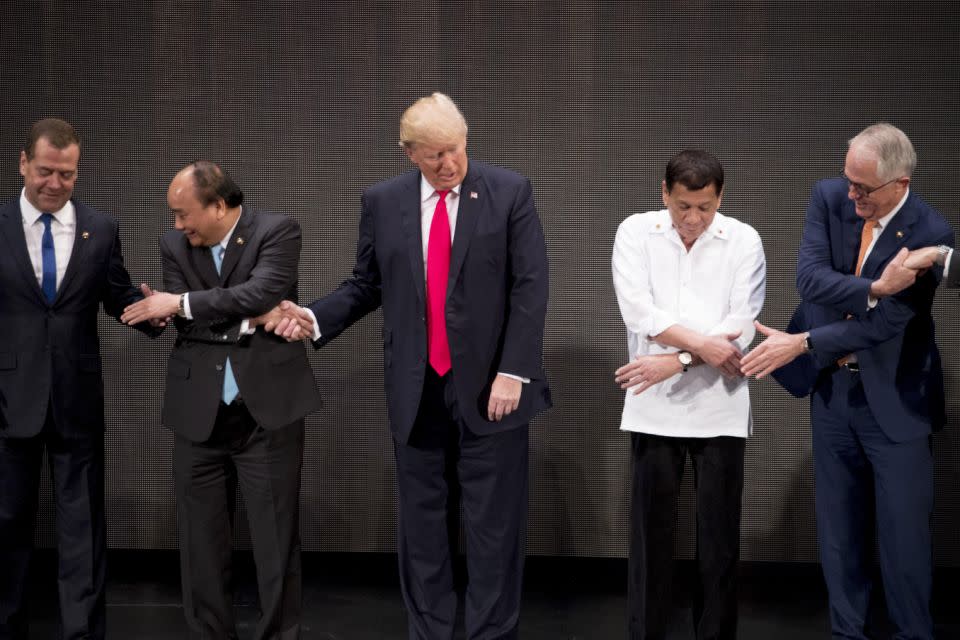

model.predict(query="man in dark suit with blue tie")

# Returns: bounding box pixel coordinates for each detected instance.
[742,123,954,639]
[273,92,551,640]
[120,161,322,639]
[0,118,159,639]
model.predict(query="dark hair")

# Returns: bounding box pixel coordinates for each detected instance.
[24,118,80,159]
[664,149,724,194]
[189,160,244,208]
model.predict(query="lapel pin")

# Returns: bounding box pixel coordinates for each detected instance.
[236,237,245,245]
[81,231,90,239]
[470,191,478,199]
[895,230,904,239]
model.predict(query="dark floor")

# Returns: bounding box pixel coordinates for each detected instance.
[23,551,960,639]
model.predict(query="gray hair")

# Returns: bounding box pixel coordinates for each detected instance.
[848,122,917,181]
[398,92,468,148]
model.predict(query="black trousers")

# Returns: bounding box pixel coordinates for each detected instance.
[393,369,528,640]
[0,412,106,640]
[628,432,745,640]
[173,400,304,640]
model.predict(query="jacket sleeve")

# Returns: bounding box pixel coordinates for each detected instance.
[495,178,549,380]
[186,216,301,322]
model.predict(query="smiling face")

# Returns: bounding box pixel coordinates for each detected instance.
[662,180,723,248]
[19,137,80,213]
[168,168,226,247]
[843,145,909,222]
[405,137,469,191]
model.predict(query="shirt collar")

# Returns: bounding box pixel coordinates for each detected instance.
[650,209,730,241]
[875,188,909,231]
[419,176,461,203]
[20,188,74,225]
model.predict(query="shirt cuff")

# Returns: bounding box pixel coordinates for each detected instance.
[182,293,193,320]
[498,372,530,384]
[240,319,254,335]
[305,307,321,341]
[945,248,954,274]
[867,295,878,310]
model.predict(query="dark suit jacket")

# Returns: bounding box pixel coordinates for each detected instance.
[160,208,321,442]
[773,178,954,442]
[309,161,551,443]
[0,197,154,437]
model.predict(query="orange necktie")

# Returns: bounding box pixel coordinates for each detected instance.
[854,220,878,276]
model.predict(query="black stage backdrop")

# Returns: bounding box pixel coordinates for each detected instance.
[2,0,958,564]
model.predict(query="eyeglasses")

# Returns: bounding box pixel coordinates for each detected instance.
[841,172,901,199]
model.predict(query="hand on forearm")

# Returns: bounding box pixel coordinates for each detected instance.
[614,354,682,395]
[870,247,916,298]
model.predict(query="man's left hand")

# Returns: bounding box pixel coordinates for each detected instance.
[122,288,179,325]
[615,354,681,395]
[740,320,806,379]
[488,374,522,421]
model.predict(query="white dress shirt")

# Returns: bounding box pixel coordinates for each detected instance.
[21,188,75,290]
[612,209,766,438]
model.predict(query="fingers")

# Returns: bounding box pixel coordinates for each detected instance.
[753,320,776,337]
[140,283,155,297]
[891,246,909,265]
[724,330,742,341]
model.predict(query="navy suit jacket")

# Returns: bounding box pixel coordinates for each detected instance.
[773,178,954,442]
[309,161,552,443]
[0,197,154,437]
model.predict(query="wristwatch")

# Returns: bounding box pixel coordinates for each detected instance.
[677,351,693,373]
[935,245,952,266]
[177,293,187,318]
[802,333,813,352]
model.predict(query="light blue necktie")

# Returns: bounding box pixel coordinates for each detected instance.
[40,213,57,303]
[212,245,240,404]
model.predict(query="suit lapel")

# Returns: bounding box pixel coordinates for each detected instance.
[56,201,91,300]
[219,208,253,284]
[400,173,426,307]
[843,206,863,274]
[447,164,481,299]
[860,194,918,279]
[187,241,220,289]
[0,200,46,304]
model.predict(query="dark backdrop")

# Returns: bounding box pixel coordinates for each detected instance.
[2,0,958,564]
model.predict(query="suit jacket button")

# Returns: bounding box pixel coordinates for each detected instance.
[215,364,223,371]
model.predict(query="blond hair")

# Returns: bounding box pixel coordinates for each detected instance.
[398,92,468,148]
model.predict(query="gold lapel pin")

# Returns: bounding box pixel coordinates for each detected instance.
[896,230,904,239]
[236,237,245,245]
[81,231,90,239]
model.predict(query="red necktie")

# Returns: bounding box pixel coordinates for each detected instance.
[426,190,452,375]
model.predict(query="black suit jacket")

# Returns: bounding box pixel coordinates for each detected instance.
[310,161,551,443]
[160,208,321,442]
[0,197,154,437]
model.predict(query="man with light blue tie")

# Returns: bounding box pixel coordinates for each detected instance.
[121,161,321,639]
[0,118,159,639]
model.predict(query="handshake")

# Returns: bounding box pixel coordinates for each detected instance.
[119,287,316,341]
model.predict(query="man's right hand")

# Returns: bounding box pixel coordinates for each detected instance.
[691,332,743,379]
[254,301,314,341]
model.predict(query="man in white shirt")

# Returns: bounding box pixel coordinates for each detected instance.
[612,150,765,640]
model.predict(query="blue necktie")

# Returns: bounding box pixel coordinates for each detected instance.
[40,213,57,303]
[212,245,240,404]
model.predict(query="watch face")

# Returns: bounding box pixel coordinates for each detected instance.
[678,352,693,365]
